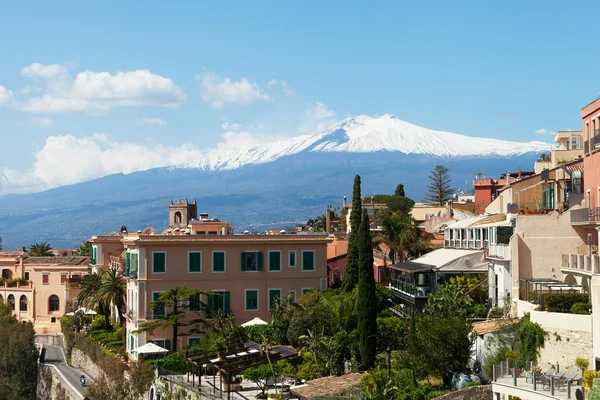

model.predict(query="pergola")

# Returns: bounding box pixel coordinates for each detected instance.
[185,340,298,400]
[520,278,583,309]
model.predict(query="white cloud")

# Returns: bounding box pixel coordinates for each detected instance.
[535,128,557,135]
[301,101,338,134]
[21,63,69,79]
[139,117,167,126]
[18,64,187,114]
[267,79,296,96]
[30,117,55,128]
[1,129,273,193]
[197,73,271,108]
[221,122,241,131]
[0,85,14,106]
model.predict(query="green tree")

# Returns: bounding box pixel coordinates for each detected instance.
[129,360,156,399]
[73,241,92,256]
[517,314,547,364]
[313,214,327,232]
[98,267,126,327]
[424,164,454,206]
[426,282,473,318]
[357,208,377,369]
[242,364,276,397]
[342,174,362,292]
[394,184,405,198]
[77,272,112,328]
[137,285,209,353]
[28,241,54,256]
[0,302,38,400]
[374,212,431,264]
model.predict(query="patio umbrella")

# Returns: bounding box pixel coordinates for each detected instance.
[133,342,169,354]
[76,307,97,315]
[241,317,268,327]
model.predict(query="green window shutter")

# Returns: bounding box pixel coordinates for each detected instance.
[92,247,97,264]
[153,252,166,273]
[153,292,165,318]
[207,293,214,316]
[224,291,231,316]
[257,252,263,271]
[303,252,314,271]
[213,252,225,272]
[269,290,281,310]
[241,252,247,271]
[246,290,258,310]
[269,252,281,271]
[189,252,201,272]
[125,253,131,276]
[164,339,171,352]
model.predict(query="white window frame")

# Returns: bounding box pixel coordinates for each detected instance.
[211,251,227,273]
[244,288,259,311]
[152,251,167,274]
[288,250,297,267]
[268,288,282,310]
[151,291,165,319]
[301,250,315,272]
[187,251,202,274]
[268,250,282,272]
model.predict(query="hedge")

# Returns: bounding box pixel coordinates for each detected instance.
[545,294,589,313]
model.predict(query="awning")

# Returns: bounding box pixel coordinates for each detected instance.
[133,342,169,354]
[390,261,432,273]
[409,248,488,273]
[446,215,488,229]
[241,317,268,327]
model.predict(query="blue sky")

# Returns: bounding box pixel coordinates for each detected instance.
[0,1,596,193]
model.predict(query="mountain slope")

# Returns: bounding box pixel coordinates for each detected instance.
[181,114,550,170]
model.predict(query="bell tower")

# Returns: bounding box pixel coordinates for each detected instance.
[168,199,198,229]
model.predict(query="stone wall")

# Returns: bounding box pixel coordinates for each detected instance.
[37,364,83,400]
[538,327,593,371]
[71,348,103,381]
[35,333,64,347]
[434,385,492,400]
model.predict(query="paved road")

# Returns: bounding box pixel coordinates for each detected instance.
[44,345,89,398]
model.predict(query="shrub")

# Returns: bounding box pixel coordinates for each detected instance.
[570,303,591,315]
[153,351,186,373]
[585,370,598,390]
[471,303,488,318]
[576,357,590,372]
[92,315,105,330]
[545,294,589,313]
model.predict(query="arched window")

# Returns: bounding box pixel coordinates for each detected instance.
[7,295,15,311]
[0,294,3,303]
[174,211,182,224]
[20,295,27,312]
[49,295,60,312]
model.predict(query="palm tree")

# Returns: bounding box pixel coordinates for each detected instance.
[312,215,327,232]
[73,241,92,256]
[77,272,111,328]
[28,242,54,257]
[373,213,432,264]
[98,267,126,326]
[299,328,321,366]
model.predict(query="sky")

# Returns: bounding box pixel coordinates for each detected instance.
[0,1,597,194]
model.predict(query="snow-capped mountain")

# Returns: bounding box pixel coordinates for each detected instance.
[181,114,550,171]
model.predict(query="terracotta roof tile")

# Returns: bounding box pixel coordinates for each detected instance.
[290,372,366,398]
[23,256,90,266]
[472,319,518,336]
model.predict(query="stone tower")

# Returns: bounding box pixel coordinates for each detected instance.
[168,199,198,229]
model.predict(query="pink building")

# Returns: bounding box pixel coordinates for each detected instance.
[90,200,330,356]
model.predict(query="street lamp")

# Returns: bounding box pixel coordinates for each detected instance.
[386,346,391,380]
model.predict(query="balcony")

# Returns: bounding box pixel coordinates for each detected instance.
[487,244,511,260]
[562,253,600,274]
[390,279,433,298]
[445,239,486,249]
[570,207,600,224]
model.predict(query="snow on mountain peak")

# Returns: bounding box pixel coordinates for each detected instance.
[180,115,551,171]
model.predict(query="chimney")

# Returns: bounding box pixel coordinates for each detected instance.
[200,213,209,221]
[343,196,347,206]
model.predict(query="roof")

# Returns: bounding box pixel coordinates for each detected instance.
[0,251,25,258]
[23,256,89,266]
[446,215,488,229]
[327,253,347,262]
[123,234,331,245]
[290,372,366,398]
[391,261,432,273]
[406,248,488,272]
[472,319,518,336]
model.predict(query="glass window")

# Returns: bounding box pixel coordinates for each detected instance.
[49,295,59,312]
[269,251,281,271]
[302,288,313,295]
[189,252,202,273]
[245,289,258,311]
[188,338,201,347]
[289,251,296,267]
[20,295,27,312]
[212,252,226,272]
[208,291,230,316]
[24,271,30,281]
[241,251,262,271]
[153,252,166,273]
[189,293,201,311]
[42,274,49,284]
[302,251,315,271]
[268,289,281,310]
[7,295,15,311]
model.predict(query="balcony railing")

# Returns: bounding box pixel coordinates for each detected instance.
[445,239,486,249]
[562,253,600,274]
[488,244,511,260]
[492,360,584,400]
[570,207,600,224]
[390,279,432,298]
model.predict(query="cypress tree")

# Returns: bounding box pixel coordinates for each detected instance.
[342,174,362,292]
[357,208,377,369]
